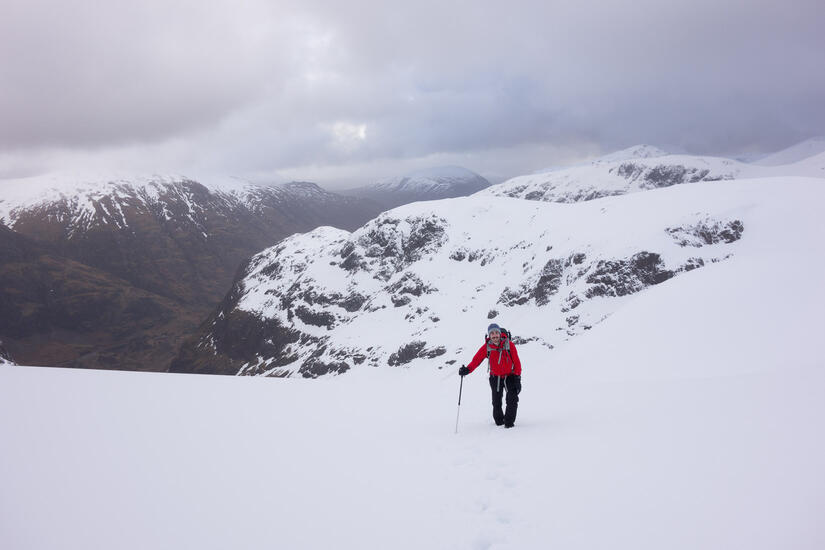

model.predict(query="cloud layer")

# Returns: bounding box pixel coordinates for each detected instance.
[1,0,824,185]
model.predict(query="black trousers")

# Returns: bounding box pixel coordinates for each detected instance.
[489,375,521,426]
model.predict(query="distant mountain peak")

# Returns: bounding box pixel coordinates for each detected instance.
[374,165,487,191]
[592,144,669,164]
[343,166,491,209]
[480,146,825,205]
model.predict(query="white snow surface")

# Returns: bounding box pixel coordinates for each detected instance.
[753,136,825,166]
[481,151,825,204]
[2,190,824,548]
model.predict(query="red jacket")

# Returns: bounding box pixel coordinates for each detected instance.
[467,341,522,376]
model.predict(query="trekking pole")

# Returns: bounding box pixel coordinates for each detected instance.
[455,372,464,434]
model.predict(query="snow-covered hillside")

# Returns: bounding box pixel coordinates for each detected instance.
[371,165,490,193]
[753,136,825,166]
[481,148,825,203]
[173,176,820,378]
[342,165,491,209]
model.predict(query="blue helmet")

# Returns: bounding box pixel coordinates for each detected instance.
[487,323,501,335]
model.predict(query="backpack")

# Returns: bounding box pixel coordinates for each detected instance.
[486,327,515,374]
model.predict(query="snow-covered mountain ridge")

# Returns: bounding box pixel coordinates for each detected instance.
[482,148,825,203]
[0,174,355,234]
[171,176,821,377]
[372,166,489,193]
[341,165,491,209]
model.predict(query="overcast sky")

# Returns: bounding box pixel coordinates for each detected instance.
[1,0,823,187]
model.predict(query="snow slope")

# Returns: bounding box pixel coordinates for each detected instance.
[2,205,824,548]
[753,137,825,166]
[480,150,825,203]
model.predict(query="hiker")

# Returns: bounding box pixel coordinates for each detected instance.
[458,323,522,428]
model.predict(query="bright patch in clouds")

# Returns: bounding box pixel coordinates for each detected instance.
[329,121,367,149]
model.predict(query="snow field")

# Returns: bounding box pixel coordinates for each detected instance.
[3,241,824,550]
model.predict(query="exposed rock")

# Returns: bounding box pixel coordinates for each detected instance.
[387,341,447,366]
[387,273,436,297]
[340,293,368,312]
[294,306,336,329]
[585,252,675,298]
[535,259,565,305]
[450,249,468,261]
[614,162,729,189]
[0,340,14,365]
[667,219,744,247]
[391,295,413,307]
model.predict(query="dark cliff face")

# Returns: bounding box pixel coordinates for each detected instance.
[0,180,382,371]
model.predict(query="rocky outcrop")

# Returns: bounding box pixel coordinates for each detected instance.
[0,339,14,365]
[482,153,744,204]
[666,218,744,247]
[172,193,748,378]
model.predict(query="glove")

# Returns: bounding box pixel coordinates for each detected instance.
[458,366,470,377]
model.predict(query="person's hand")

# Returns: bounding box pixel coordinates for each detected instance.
[458,366,470,377]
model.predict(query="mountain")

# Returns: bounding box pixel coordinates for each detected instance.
[0,175,381,305]
[168,173,824,377]
[341,166,491,209]
[0,223,197,370]
[589,144,669,164]
[753,136,825,166]
[480,147,825,203]
[0,174,382,370]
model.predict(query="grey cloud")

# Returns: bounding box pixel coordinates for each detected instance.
[0,0,293,148]
[1,0,823,181]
